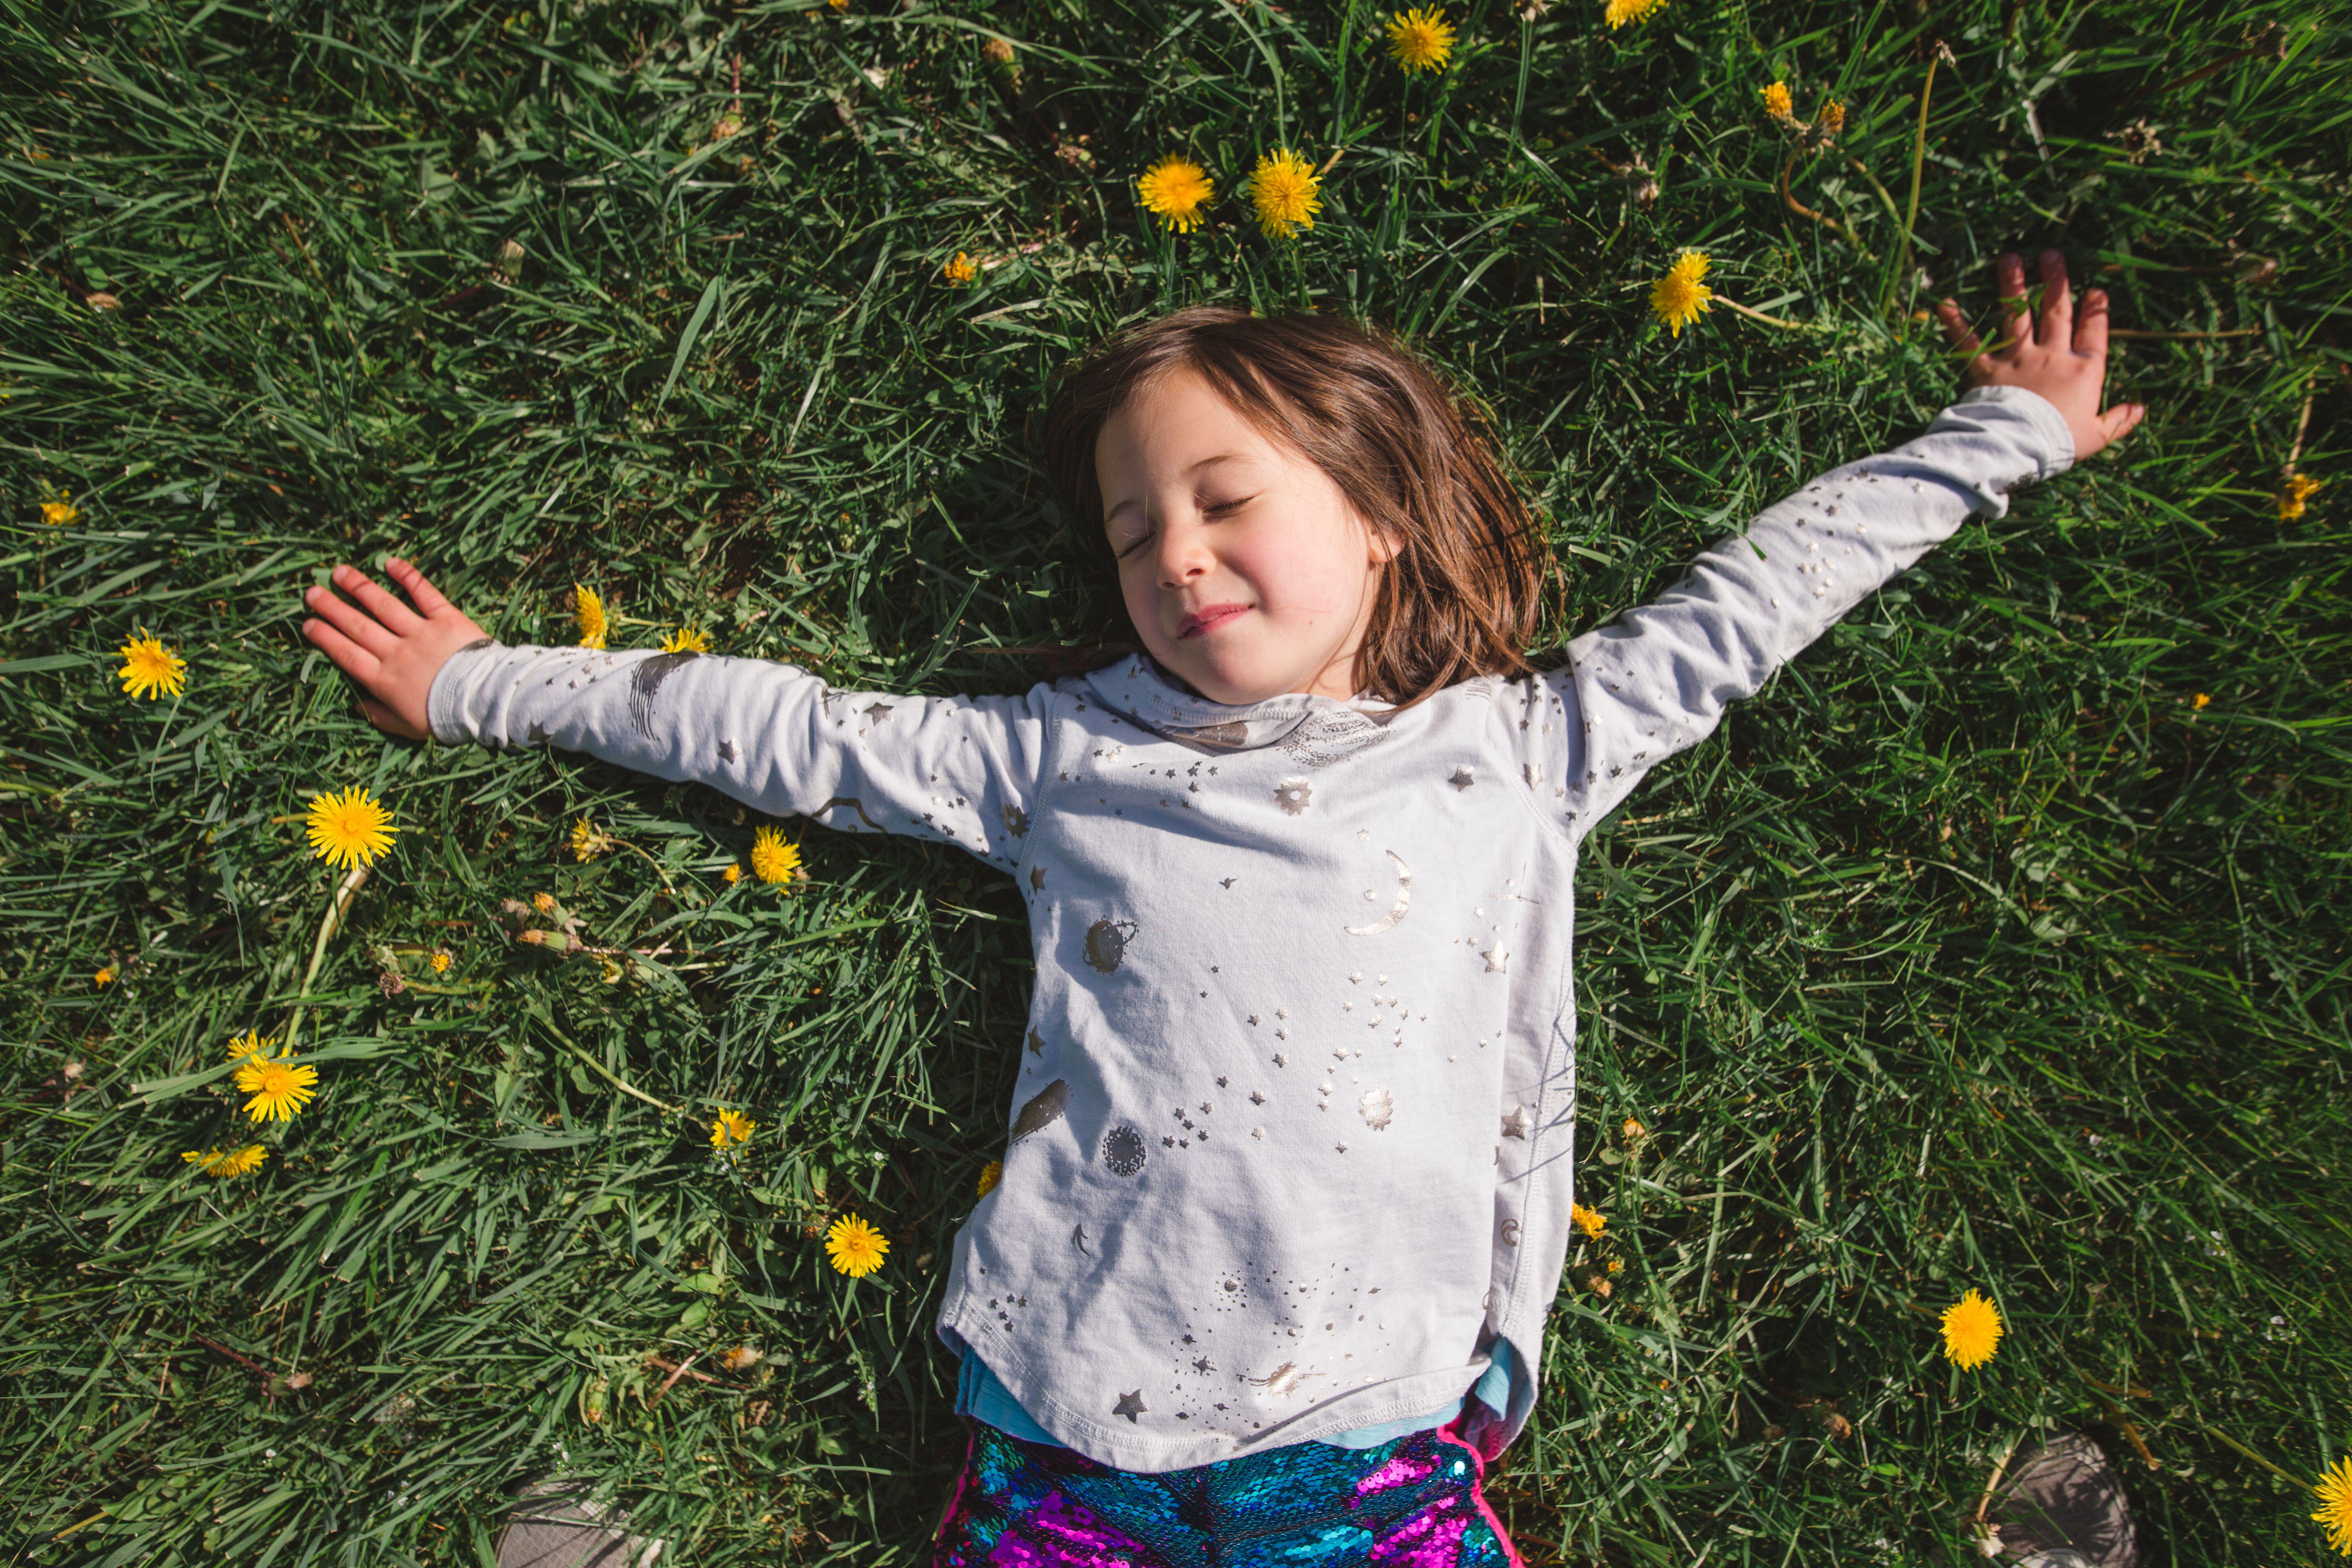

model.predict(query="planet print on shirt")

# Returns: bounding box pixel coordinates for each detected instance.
[1102,1125,1147,1176]
[1084,918,1137,974]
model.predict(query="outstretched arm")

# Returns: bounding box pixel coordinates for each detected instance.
[300,562,1054,870]
[1512,251,2143,835]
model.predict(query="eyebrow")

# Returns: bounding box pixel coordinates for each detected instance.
[1103,454,1255,526]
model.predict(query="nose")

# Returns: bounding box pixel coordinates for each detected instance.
[1154,518,1214,590]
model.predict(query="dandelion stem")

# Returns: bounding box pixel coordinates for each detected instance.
[2286,365,2319,471]
[2192,1418,2318,1493]
[558,1038,689,1120]
[2109,327,2261,340]
[617,837,677,894]
[1716,295,1821,332]
[1886,47,1947,316]
[284,863,370,1054]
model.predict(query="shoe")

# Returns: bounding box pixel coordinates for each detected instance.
[1985,1432,2138,1568]
[496,1478,667,1567]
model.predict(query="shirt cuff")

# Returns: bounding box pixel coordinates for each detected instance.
[425,639,503,745]
[1954,383,2076,476]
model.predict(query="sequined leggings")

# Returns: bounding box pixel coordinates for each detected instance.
[931,1418,1526,1568]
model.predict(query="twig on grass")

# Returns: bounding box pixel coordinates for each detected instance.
[1779,150,1873,258]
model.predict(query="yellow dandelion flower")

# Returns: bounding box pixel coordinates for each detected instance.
[751,826,802,886]
[2280,471,2321,520]
[225,1028,276,1063]
[943,252,978,285]
[182,1144,268,1178]
[1621,1117,1646,1141]
[574,585,608,650]
[94,965,116,987]
[1760,81,1793,122]
[1247,148,1322,239]
[41,490,79,527]
[570,817,615,861]
[659,626,710,654]
[305,786,396,871]
[117,632,187,700]
[2192,692,2211,709]
[828,0,847,9]
[824,1214,889,1277]
[978,1160,1003,1197]
[235,1053,319,1123]
[1606,1257,1624,1273]
[1939,1288,2003,1369]
[1604,0,1665,27]
[1650,250,1715,338]
[2313,1455,2352,1557]
[1571,1202,1608,1240]
[1137,157,1216,233]
[711,1109,756,1151]
[1817,99,1845,138]
[723,864,742,884]
[431,949,452,974]
[1385,7,1457,73]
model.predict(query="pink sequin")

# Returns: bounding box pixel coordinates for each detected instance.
[1370,1497,1471,1568]
[1355,1451,1441,1496]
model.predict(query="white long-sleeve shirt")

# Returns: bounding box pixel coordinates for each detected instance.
[428,384,2073,1472]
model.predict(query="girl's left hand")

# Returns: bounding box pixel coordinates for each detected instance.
[1934,250,2147,462]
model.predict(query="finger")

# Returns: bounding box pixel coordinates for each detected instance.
[359,695,429,742]
[332,562,425,637]
[2074,286,2111,359]
[300,616,383,685]
[383,556,455,619]
[2037,250,2073,345]
[303,582,401,660]
[1935,298,1984,357]
[2096,402,2145,446]
[1996,252,2032,347]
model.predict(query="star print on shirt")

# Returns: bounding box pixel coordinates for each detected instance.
[1500,1105,1531,1139]
[1482,946,1510,973]
[1114,1390,1148,1423]
[1449,766,1476,791]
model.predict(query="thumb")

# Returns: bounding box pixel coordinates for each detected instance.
[360,695,430,742]
[2096,402,2146,449]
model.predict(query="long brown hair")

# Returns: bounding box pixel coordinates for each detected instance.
[1040,306,1546,708]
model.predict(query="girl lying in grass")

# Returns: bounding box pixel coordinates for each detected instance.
[303,252,2140,1566]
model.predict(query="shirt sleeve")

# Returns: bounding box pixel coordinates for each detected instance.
[425,642,1056,871]
[1510,383,2075,834]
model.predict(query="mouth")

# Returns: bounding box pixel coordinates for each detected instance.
[1177,603,1250,640]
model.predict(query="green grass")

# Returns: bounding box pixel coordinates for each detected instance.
[2,0,2347,1560]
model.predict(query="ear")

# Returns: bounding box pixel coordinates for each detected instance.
[1363,519,1406,567]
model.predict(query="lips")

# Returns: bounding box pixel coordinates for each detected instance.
[1178,604,1249,639]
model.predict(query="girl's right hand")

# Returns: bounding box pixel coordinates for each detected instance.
[300,557,488,741]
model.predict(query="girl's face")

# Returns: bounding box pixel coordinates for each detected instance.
[1095,366,1396,706]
